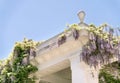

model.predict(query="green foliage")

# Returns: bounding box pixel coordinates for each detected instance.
[99,62,120,83]
[0,38,39,83]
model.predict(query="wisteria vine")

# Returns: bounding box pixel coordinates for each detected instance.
[80,24,120,68]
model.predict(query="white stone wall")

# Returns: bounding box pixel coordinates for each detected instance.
[30,29,101,83]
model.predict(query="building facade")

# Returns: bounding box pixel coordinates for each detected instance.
[30,11,108,83]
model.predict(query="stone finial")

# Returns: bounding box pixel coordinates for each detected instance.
[77,11,85,23]
[77,11,88,27]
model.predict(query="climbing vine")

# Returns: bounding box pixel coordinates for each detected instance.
[68,24,120,83]
[70,24,120,68]
[0,38,40,83]
[99,62,120,83]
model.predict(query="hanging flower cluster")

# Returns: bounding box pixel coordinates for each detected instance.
[58,34,67,46]
[80,24,120,68]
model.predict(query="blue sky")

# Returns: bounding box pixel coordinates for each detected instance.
[0,0,120,59]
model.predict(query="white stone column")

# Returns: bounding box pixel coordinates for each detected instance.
[69,54,87,83]
[69,54,99,83]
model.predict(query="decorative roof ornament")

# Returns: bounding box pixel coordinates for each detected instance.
[77,11,89,28]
